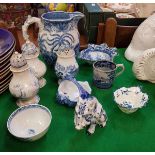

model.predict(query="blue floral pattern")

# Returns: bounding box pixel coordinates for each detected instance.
[55,63,78,79]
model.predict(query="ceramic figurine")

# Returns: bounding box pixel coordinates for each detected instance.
[55,47,79,80]
[114,87,148,114]
[93,60,124,89]
[125,13,155,62]
[133,48,155,83]
[79,43,117,64]
[74,96,107,135]
[9,52,40,107]
[22,40,47,88]
[22,11,84,65]
[56,78,91,107]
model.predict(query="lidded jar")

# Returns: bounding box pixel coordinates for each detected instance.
[55,47,79,81]
[9,51,40,107]
[22,40,47,88]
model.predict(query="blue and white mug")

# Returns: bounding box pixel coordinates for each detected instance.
[93,60,125,89]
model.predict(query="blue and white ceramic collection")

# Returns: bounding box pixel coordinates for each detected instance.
[79,43,117,64]
[56,78,91,107]
[55,47,79,80]
[7,104,52,141]
[93,60,124,89]
[22,11,84,65]
[114,87,149,114]
[5,10,151,139]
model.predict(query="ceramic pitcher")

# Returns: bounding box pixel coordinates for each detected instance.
[55,47,79,80]
[22,11,84,65]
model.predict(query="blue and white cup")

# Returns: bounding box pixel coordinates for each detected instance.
[93,60,125,89]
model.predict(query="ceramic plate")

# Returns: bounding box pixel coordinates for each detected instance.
[0,62,10,73]
[0,41,15,63]
[7,104,52,141]
[79,43,117,64]
[116,13,135,18]
[0,28,15,57]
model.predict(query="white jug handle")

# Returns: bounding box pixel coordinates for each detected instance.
[22,15,43,41]
[116,64,125,77]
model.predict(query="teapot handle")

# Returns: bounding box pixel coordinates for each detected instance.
[22,15,43,41]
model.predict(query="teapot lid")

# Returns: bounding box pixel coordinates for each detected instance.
[21,40,39,59]
[10,51,29,72]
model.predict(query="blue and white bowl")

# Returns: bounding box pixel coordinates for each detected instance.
[79,43,117,64]
[114,87,149,114]
[56,78,91,107]
[7,104,52,141]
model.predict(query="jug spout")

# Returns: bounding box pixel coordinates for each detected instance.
[70,11,85,23]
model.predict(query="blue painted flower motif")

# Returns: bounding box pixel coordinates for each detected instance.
[55,63,78,79]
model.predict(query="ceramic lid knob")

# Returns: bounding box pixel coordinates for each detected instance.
[10,51,27,68]
[21,40,38,57]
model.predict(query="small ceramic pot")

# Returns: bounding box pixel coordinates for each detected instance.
[55,48,79,80]
[7,104,52,141]
[114,87,148,114]
[56,78,91,107]
[22,41,47,88]
[9,52,40,107]
[93,60,125,89]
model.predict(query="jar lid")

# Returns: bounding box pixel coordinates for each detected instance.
[10,51,28,72]
[21,40,39,59]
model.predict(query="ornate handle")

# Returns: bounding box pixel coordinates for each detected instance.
[116,64,125,77]
[22,15,44,41]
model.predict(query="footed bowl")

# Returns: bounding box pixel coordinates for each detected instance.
[114,87,148,114]
[7,104,52,141]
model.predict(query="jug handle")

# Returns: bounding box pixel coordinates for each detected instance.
[22,15,43,41]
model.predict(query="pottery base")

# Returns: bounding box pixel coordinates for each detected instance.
[39,78,46,88]
[118,106,138,114]
[16,95,40,107]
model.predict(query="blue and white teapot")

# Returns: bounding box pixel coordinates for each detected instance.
[22,11,84,65]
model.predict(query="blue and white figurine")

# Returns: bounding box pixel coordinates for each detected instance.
[55,47,79,80]
[74,96,107,135]
[22,11,84,65]
[79,43,117,64]
[56,77,92,107]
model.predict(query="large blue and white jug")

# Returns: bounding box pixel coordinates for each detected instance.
[22,11,84,65]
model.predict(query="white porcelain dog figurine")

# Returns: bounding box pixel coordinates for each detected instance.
[74,96,107,135]
[125,13,155,62]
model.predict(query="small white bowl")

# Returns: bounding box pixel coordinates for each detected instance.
[7,104,52,141]
[114,87,148,114]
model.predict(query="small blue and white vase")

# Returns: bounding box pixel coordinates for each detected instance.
[56,77,91,107]
[55,47,79,80]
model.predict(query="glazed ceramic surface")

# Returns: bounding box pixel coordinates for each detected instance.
[22,11,84,65]
[7,104,52,141]
[133,48,155,83]
[9,52,40,107]
[125,13,155,62]
[74,96,107,134]
[55,48,79,80]
[93,60,124,89]
[114,87,148,114]
[79,44,117,64]
[56,78,91,107]
[22,41,47,88]
[0,28,15,57]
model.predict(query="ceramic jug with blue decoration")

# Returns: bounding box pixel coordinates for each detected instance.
[22,11,84,65]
